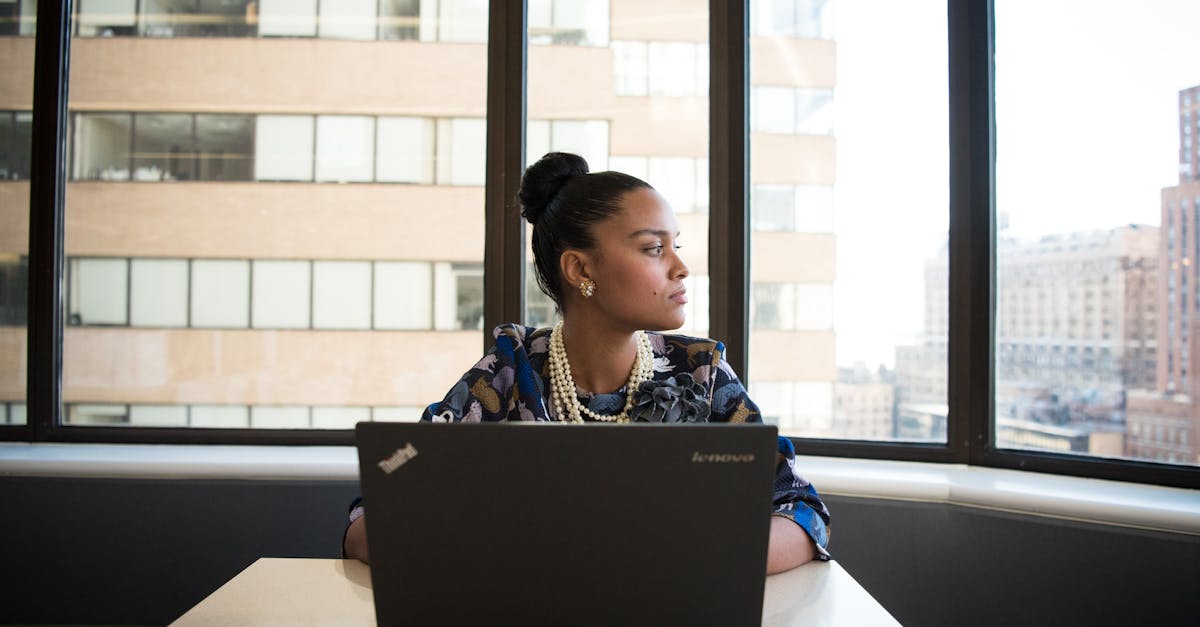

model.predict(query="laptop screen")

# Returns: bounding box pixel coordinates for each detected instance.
[356,421,778,626]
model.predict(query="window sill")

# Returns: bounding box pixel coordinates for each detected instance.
[1,443,1196,535]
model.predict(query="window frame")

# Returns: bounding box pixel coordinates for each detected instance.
[9,0,1197,488]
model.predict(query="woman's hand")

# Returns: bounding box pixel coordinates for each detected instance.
[343,515,370,564]
[766,515,816,574]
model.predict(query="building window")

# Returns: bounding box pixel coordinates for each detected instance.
[529,0,609,46]
[434,262,484,331]
[129,258,188,327]
[0,256,28,326]
[0,111,32,180]
[527,119,610,173]
[68,258,129,326]
[374,261,433,330]
[312,261,372,330]
[752,282,834,331]
[379,0,421,40]
[436,118,487,186]
[0,0,37,36]
[752,0,833,39]
[608,156,708,214]
[191,260,251,328]
[251,260,312,329]
[255,115,315,181]
[376,117,435,184]
[315,116,375,183]
[317,0,377,40]
[612,41,708,97]
[753,185,837,233]
[752,87,835,135]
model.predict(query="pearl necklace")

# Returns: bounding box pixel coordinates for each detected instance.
[547,320,654,423]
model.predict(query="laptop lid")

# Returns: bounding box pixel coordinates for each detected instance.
[355,421,778,627]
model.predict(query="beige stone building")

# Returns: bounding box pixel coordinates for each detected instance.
[0,0,837,434]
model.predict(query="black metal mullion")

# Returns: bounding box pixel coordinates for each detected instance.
[482,0,527,352]
[941,0,994,465]
[26,0,73,441]
[708,0,749,379]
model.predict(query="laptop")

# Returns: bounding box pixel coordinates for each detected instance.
[355,421,779,626]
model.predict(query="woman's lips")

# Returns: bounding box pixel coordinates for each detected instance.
[670,288,688,304]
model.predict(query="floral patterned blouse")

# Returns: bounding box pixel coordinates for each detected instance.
[408,323,832,559]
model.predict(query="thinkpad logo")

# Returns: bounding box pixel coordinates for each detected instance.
[378,443,418,474]
[691,451,756,463]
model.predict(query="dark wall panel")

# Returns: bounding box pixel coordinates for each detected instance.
[1,479,1196,626]
[0,477,360,625]
[823,495,1200,627]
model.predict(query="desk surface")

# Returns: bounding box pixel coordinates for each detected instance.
[172,558,899,626]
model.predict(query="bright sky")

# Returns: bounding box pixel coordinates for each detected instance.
[831,0,1200,369]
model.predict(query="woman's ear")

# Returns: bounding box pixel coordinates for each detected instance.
[559,249,592,292]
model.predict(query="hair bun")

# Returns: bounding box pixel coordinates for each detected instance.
[518,152,590,225]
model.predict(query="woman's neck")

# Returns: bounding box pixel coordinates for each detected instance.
[560,315,639,395]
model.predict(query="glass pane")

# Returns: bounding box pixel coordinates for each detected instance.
[0,8,32,423]
[251,260,311,329]
[64,2,488,429]
[996,2,1200,466]
[315,115,374,183]
[129,258,188,327]
[524,0,709,338]
[312,260,371,329]
[749,0,948,441]
[191,259,250,328]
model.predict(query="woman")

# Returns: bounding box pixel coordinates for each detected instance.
[344,152,830,573]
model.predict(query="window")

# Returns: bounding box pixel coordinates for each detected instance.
[374,262,432,330]
[68,258,129,326]
[139,0,257,37]
[10,0,1194,485]
[312,261,371,329]
[376,117,435,184]
[437,118,487,186]
[0,111,32,180]
[251,260,311,329]
[434,263,483,331]
[752,86,834,135]
[613,41,708,97]
[752,0,833,39]
[129,259,188,327]
[526,120,610,172]
[529,0,609,46]
[995,1,1199,466]
[191,260,250,328]
[315,116,375,183]
[255,115,314,181]
[0,0,36,36]
[258,0,318,37]
[748,0,945,443]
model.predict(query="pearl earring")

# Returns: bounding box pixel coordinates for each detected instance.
[580,279,596,298]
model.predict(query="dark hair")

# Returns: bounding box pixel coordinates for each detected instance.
[518,152,651,312]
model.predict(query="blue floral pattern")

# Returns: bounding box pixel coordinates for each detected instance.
[416,323,832,558]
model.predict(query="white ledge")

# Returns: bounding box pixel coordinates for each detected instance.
[1,443,1197,535]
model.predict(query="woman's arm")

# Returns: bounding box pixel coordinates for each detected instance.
[343,515,369,563]
[767,515,816,574]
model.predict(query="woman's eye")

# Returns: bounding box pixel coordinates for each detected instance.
[646,245,665,255]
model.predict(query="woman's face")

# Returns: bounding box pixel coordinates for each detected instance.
[582,187,690,331]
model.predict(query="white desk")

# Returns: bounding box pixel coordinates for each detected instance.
[172,558,899,626]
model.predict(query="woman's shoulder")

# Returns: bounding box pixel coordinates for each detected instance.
[492,323,552,353]
[648,331,728,369]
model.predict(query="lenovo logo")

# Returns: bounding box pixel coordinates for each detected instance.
[691,451,756,463]
[378,443,418,474]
